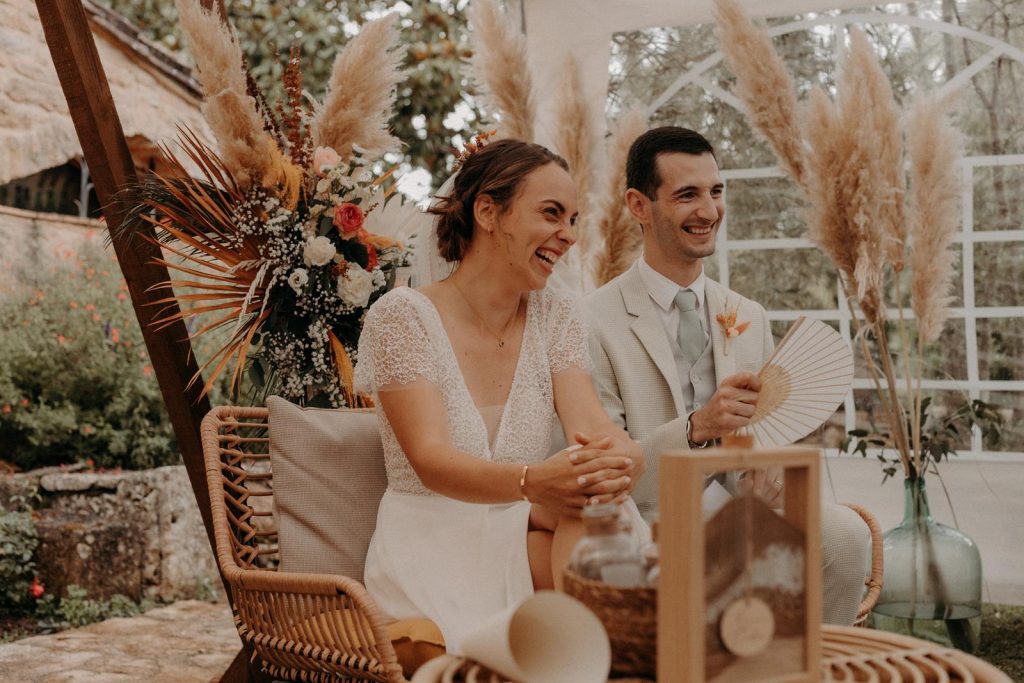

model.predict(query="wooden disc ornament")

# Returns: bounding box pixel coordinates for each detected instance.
[719,596,776,657]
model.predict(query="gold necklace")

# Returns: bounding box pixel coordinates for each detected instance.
[451,281,521,350]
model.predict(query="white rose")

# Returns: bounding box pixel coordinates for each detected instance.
[303,236,336,267]
[312,146,341,174]
[336,263,376,308]
[315,178,332,195]
[287,268,309,294]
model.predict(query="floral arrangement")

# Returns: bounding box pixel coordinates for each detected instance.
[125,1,421,407]
[714,0,1002,479]
[716,303,750,355]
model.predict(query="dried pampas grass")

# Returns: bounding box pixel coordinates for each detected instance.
[799,88,865,301]
[714,0,805,186]
[841,29,907,273]
[552,55,595,254]
[716,1,972,475]
[593,109,647,286]
[907,94,963,345]
[467,0,535,142]
[311,14,406,158]
[174,0,283,191]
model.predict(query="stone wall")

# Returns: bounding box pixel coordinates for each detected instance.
[0,205,101,292]
[0,465,219,602]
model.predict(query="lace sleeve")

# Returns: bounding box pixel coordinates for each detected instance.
[545,290,592,375]
[355,290,439,393]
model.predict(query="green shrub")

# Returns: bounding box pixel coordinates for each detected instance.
[47,584,152,629]
[0,511,39,614]
[0,240,177,471]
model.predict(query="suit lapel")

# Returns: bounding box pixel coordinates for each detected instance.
[619,263,686,416]
[705,279,736,384]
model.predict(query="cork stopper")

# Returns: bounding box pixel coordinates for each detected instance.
[721,435,755,449]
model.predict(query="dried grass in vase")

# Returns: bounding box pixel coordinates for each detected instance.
[714,0,1003,481]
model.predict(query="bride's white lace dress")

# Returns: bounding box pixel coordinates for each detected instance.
[355,286,636,653]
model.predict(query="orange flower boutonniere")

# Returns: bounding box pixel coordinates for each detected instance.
[716,308,750,355]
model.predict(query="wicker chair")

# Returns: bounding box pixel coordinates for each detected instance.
[201,405,409,683]
[840,502,885,626]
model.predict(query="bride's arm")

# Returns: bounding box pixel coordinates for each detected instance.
[378,381,631,514]
[553,370,646,491]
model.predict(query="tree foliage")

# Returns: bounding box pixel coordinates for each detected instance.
[99,0,482,190]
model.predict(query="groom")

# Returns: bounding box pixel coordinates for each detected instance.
[586,126,869,625]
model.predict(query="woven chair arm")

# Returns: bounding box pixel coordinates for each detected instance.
[227,566,405,682]
[841,502,885,625]
[233,564,369,596]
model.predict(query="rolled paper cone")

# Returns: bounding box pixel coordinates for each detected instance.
[460,591,611,683]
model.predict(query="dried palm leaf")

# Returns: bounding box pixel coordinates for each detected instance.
[128,131,272,398]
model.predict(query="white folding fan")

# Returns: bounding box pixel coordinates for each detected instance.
[734,317,854,448]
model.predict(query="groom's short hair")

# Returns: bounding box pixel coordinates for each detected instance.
[627,127,717,200]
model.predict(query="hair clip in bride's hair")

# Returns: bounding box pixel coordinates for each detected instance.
[454,129,498,168]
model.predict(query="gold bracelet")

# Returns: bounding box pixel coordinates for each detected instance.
[519,464,530,502]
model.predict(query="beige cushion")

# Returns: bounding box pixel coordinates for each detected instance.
[268,396,386,582]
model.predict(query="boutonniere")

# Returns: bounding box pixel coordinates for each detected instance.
[716,305,750,356]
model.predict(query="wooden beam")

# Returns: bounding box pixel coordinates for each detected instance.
[34,1,258,680]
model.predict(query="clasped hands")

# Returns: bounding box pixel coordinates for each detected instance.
[689,371,783,507]
[522,433,645,517]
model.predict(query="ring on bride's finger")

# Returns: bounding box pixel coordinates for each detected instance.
[771,479,783,490]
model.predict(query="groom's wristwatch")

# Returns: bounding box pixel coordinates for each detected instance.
[686,413,710,449]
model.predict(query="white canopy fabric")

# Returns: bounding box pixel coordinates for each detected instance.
[521,0,874,145]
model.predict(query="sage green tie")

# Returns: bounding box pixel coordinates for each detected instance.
[674,289,705,364]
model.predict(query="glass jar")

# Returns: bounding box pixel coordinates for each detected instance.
[570,503,645,587]
[642,519,660,587]
[871,477,982,652]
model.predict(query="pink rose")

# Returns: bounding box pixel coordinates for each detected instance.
[312,146,341,174]
[334,203,365,237]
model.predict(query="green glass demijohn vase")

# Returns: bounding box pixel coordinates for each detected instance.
[870,476,982,652]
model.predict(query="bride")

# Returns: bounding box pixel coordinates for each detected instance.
[354,138,648,652]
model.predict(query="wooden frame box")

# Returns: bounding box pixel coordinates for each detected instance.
[657,446,822,683]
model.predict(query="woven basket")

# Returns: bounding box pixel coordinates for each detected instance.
[562,569,656,679]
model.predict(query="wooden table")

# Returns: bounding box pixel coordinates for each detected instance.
[411,626,1013,682]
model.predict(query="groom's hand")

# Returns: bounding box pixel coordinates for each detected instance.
[689,372,761,443]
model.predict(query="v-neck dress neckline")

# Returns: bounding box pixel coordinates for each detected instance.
[406,287,533,459]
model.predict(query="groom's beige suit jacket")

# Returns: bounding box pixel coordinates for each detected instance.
[585,261,774,511]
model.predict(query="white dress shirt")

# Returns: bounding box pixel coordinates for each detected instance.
[636,256,710,348]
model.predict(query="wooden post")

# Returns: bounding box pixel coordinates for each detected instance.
[34,1,261,680]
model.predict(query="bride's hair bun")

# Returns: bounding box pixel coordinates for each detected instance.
[428,139,568,263]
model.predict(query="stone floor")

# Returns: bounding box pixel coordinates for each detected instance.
[0,600,239,682]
